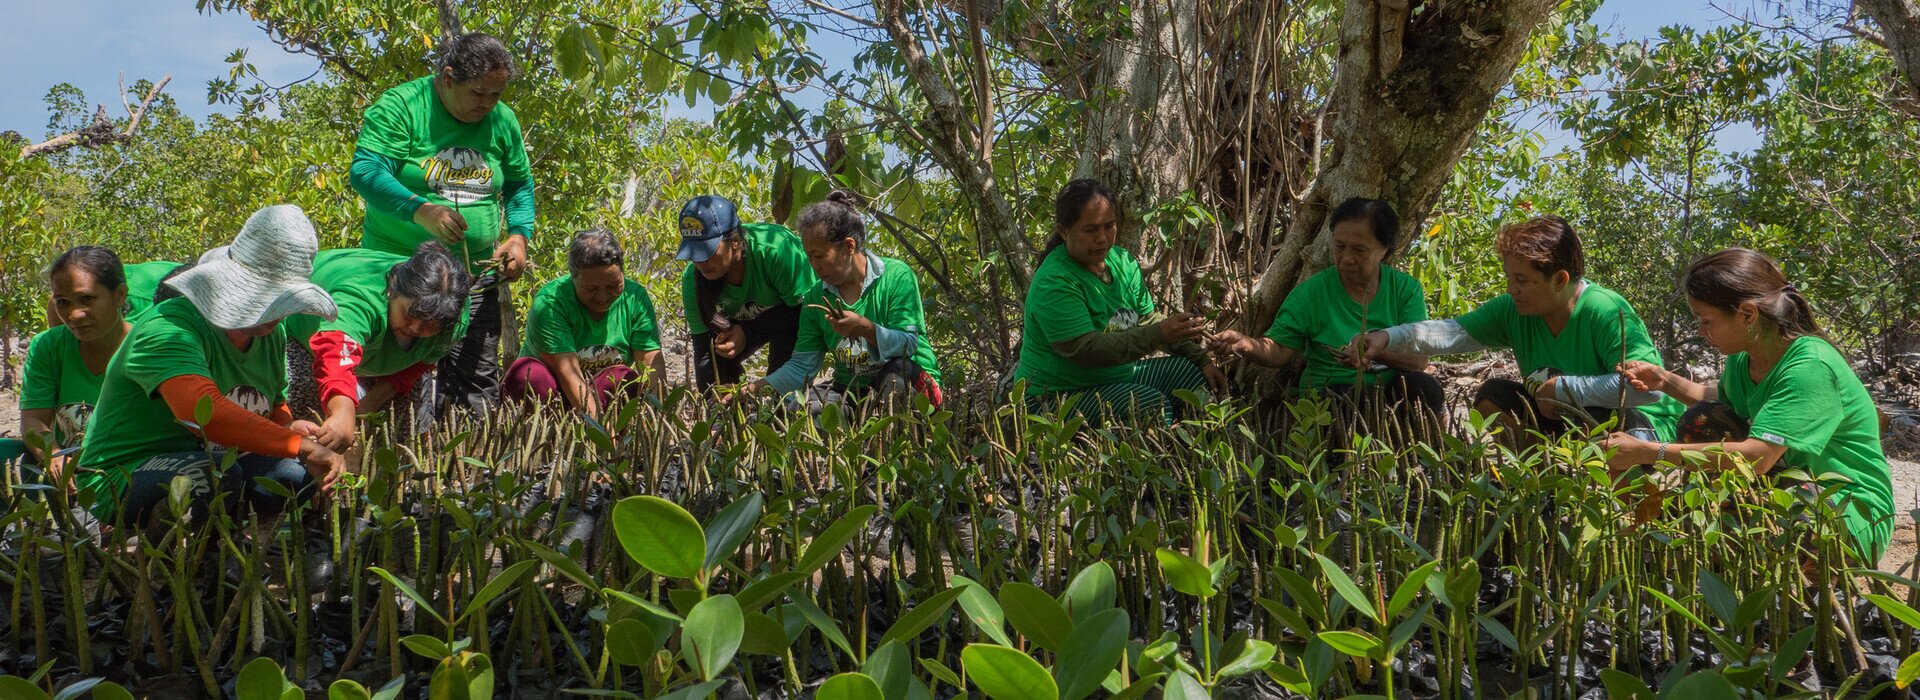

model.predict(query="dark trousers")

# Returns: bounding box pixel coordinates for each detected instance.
[1473,377,1656,438]
[120,450,316,527]
[1676,401,1747,442]
[438,275,502,416]
[690,304,804,390]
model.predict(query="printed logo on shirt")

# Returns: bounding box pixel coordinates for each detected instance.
[1758,431,1787,446]
[226,385,273,418]
[829,338,878,377]
[55,402,92,446]
[1104,308,1141,332]
[577,345,626,374]
[421,147,495,204]
[732,301,771,322]
[338,337,361,367]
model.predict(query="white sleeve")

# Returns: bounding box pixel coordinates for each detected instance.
[1384,319,1486,355]
[1554,373,1666,409]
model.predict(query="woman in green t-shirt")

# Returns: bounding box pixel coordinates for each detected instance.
[284,242,471,451]
[1012,179,1227,425]
[749,191,943,407]
[676,194,819,393]
[507,229,665,419]
[1210,197,1441,418]
[349,32,536,418]
[1351,216,1683,442]
[74,205,347,526]
[8,247,135,481]
[1603,248,1894,562]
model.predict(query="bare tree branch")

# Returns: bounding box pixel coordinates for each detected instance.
[20,75,172,160]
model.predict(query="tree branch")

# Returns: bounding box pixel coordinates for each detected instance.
[20,75,171,160]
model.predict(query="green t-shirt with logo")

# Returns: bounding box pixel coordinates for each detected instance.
[1722,335,1894,560]
[521,274,663,374]
[1454,281,1684,440]
[1014,246,1154,395]
[1267,266,1426,389]
[123,261,182,320]
[283,249,471,378]
[679,223,818,335]
[19,326,105,448]
[795,255,941,389]
[356,75,531,270]
[75,297,289,507]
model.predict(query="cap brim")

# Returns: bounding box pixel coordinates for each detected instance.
[676,237,724,263]
[165,257,338,330]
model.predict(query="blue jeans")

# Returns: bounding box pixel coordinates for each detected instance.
[119,450,316,526]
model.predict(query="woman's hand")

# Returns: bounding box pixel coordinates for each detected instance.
[1209,330,1258,357]
[1158,313,1208,345]
[492,234,530,280]
[1346,331,1388,367]
[313,413,357,453]
[1617,360,1668,394]
[297,437,347,495]
[412,203,468,244]
[713,326,747,359]
[822,309,876,341]
[1597,432,1651,474]
[1201,363,1230,396]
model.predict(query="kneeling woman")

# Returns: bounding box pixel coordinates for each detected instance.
[507,229,664,418]
[1012,179,1227,425]
[1604,249,1894,562]
[285,242,471,450]
[750,191,942,406]
[74,205,347,526]
[10,247,136,479]
[1210,197,1440,417]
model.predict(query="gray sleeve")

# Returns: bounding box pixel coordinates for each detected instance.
[873,325,916,360]
[1554,373,1666,409]
[1384,319,1486,356]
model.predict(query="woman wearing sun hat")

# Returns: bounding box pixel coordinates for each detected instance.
[676,194,818,393]
[74,204,347,526]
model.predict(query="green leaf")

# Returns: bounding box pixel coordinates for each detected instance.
[524,540,598,589]
[1054,608,1129,700]
[1868,594,1920,630]
[1897,652,1920,688]
[682,594,744,682]
[1666,670,1737,699]
[702,493,764,570]
[0,677,47,700]
[462,560,535,623]
[556,25,602,80]
[328,679,373,700]
[862,641,913,700]
[87,681,136,700]
[52,679,106,700]
[1218,639,1276,678]
[612,496,707,581]
[655,680,726,700]
[1598,668,1653,699]
[878,586,968,648]
[739,611,791,656]
[1110,673,1165,700]
[919,658,964,689]
[1769,625,1817,680]
[606,618,660,667]
[1061,562,1117,625]
[1257,597,1314,638]
[1386,560,1440,617]
[816,673,884,700]
[1314,554,1380,624]
[951,575,1014,646]
[370,566,449,627]
[962,644,1058,700]
[1154,548,1216,598]
[1315,630,1382,659]
[401,634,454,660]
[237,657,291,700]
[796,505,878,576]
[1161,672,1208,700]
[790,595,857,660]
[1698,570,1738,624]
[999,582,1073,652]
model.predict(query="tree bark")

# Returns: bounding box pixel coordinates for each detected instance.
[18,76,172,160]
[1243,0,1558,331]
[1857,0,1920,102]
[1071,0,1200,256]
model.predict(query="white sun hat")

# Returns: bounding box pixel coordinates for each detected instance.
[163,204,338,329]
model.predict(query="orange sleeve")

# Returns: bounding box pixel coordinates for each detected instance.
[157,376,302,458]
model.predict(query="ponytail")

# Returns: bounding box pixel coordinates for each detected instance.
[1683,248,1825,341]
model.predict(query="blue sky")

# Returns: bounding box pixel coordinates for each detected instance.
[1,0,1770,145]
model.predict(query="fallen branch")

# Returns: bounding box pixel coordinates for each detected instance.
[18,75,172,160]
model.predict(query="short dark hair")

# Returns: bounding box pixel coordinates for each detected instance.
[47,245,126,292]
[438,32,516,83]
[568,228,625,271]
[387,241,469,326]
[795,190,865,246]
[1495,215,1585,280]
[1328,197,1400,250]
[154,262,194,303]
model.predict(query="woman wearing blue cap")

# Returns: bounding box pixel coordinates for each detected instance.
[676,194,820,392]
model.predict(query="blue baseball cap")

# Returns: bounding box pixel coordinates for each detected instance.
[675,195,742,263]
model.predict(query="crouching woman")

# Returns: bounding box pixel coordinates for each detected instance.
[73,205,347,527]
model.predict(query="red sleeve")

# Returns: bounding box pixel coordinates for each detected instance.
[380,362,436,398]
[157,376,302,458]
[308,330,365,406]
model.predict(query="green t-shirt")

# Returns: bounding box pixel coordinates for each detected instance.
[1455,282,1684,440]
[123,261,182,320]
[795,255,941,389]
[1722,336,1894,560]
[283,249,471,378]
[1267,266,1426,389]
[75,297,289,505]
[521,274,663,374]
[356,76,531,269]
[679,223,818,335]
[1013,246,1154,395]
[19,326,105,448]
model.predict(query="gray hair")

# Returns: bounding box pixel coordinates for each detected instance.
[795,190,865,246]
[568,228,625,272]
[438,32,516,83]
[387,241,470,326]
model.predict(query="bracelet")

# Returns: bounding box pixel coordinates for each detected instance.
[1655,441,1669,465]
